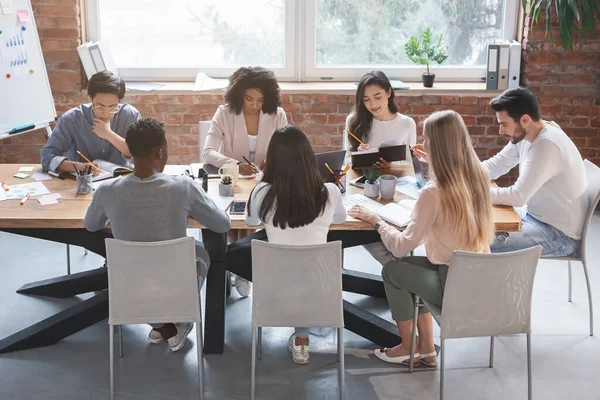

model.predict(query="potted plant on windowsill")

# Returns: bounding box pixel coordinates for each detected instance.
[219,175,234,197]
[363,167,381,198]
[405,27,448,88]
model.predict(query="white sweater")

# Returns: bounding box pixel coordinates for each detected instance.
[345,112,417,161]
[483,121,588,239]
[245,182,347,245]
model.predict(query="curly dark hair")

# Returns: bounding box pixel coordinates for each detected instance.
[125,118,166,157]
[225,66,281,115]
[87,71,126,100]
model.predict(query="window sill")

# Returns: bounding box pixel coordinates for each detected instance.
[137,81,498,96]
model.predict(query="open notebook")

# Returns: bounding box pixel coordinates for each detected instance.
[343,194,415,227]
[72,160,133,182]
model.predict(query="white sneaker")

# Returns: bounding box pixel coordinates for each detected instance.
[167,323,194,352]
[234,275,252,297]
[287,334,310,364]
[148,329,164,344]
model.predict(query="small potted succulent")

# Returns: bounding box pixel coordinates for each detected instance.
[405,27,448,88]
[219,174,234,196]
[363,167,381,198]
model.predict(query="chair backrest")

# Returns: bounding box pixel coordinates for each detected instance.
[105,237,200,326]
[198,121,212,162]
[579,160,600,258]
[251,240,344,328]
[440,246,541,339]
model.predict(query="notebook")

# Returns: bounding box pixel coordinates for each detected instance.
[350,144,407,168]
[72,160,133,182]
[343,194,415,227]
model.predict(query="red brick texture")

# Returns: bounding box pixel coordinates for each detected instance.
[1,1,598,188]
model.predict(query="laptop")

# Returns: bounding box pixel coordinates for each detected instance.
[410,147,428,188]
[314,150,346,182]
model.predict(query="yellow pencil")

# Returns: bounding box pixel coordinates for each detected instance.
[341,164,351,175]
[324,163,335,176]
[346,130,365,145]
[76,150,94,165]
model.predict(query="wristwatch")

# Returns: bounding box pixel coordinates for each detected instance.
[374,221,383,232]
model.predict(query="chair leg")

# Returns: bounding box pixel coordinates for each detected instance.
[526,333,532,400]
[337,327,341,362]
[339,328,345,400]
[118,325,123,358]
[409,295,420,373]
[489,336,494,368]
[110,324,115,400]
[257,327,262,360]
[196,322,204,400]
[568,260,573,303]
[84,249,88,256]
[66,245,71,275]
[582,260,594,336]
[251,327,257,400]
[439,339,445,400]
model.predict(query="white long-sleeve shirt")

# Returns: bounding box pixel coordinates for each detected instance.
[483,121,588,239]
[245,182,347,245]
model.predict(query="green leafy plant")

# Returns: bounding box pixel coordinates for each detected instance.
[404,27,448,75]
[220,175,232,185]
[362,167,381,185]
[523,0,600,51]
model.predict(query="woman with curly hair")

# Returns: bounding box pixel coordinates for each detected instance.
[203,66,288,175]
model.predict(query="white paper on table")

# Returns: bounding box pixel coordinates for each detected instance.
[44,193,62,200]
[0,190,5,201]
[31,171,52,181]
[38,196,59,205]
[18,166,35,172]
[5,182,50,199]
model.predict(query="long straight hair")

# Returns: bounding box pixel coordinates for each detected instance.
[348,70,398,150]
[248,125,329,229]
[424,110,495,249]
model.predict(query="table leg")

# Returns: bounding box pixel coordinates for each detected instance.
[17,267,108,298]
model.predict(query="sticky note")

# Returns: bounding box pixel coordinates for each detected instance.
[32,171,52,181]
[18,166,34,172]
[17,9,28,22]
[44,193,62,200]
[0,0,14,14]
[13,173,29,179]
[38,196,58,205]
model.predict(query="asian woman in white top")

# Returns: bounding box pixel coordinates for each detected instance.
[203,66,288,175]
[245,125,347,365]
[345,70,416,169]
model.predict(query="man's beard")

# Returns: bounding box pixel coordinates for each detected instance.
[511,128,526,144]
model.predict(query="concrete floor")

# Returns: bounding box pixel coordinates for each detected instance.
[1,220,599,400]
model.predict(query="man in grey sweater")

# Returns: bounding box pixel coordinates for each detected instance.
[84,117,231,352]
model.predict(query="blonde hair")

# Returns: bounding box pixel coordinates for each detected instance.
[423,110,495,250]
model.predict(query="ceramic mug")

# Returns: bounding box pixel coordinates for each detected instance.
[379,174,397,200]
[219,163,239,185]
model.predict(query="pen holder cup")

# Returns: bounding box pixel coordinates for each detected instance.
[77,173,93,194]
[331,170,347,193]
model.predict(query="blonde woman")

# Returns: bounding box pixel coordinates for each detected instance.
[348,110,494,367]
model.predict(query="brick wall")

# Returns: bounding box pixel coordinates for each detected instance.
[1,0,599,185]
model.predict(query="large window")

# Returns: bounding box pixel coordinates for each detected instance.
[86,0,519,81]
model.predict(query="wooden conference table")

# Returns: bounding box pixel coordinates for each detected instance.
[0,164,520,354]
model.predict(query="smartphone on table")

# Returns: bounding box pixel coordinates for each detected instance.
[228,201,247,215]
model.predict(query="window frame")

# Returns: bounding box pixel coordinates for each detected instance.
[85,0,520,82]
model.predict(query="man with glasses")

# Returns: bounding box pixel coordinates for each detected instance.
[41,71,141,174]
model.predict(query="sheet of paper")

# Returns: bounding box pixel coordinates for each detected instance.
[125,81,166,91]
[92,176,121,190]
[18,166,35,172]
[44,193,62,200]
[31,171,52,181]
[5,182,50,200]
[193,73,228,91]
[395,176,421,199]
[163,165,192,177]
[0,0,14,14]
[13,173,29,179]
[16,9,28,22]
[38,196,58,205]
[0,190,5,201]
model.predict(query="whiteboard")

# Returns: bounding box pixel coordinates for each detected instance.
[0,0,57,139]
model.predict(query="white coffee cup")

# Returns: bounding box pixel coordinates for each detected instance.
[379,175,397,200]
[219,163,239,185]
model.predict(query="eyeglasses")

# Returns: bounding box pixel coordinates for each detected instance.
[92,103,120,114]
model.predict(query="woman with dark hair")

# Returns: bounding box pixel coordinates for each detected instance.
[245,125,347,365]
[203,66,288,175]
[203,66,287,296]
[345,70,416,168]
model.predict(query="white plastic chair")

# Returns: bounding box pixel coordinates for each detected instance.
[250,240,345,400]
[198,121,211,162]
[543,159,600,336]
[105,237,204,400]
[409,246,542,400]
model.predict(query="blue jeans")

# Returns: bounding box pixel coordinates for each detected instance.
[491,213,580,257]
